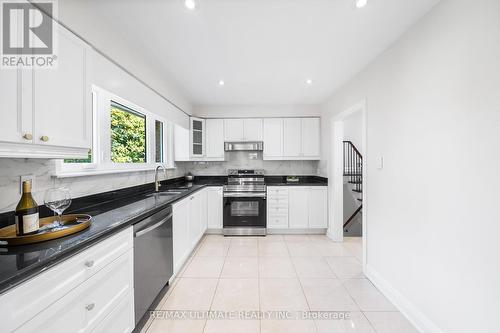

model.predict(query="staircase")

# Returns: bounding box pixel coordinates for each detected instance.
[343,141,362,235]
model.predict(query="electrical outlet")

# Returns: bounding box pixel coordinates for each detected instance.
[20,175,35,194]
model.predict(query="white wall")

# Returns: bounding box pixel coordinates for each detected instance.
[193,105,322,118]
[58,0,193,115]
[342,111,364,154]
[321,0,500,332]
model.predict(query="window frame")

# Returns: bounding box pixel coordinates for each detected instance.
[55,86,175,177]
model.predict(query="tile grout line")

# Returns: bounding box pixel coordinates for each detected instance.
[287,239,320,333]
[201,235,229,333]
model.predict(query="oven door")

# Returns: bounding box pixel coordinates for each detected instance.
[223,193,266,228]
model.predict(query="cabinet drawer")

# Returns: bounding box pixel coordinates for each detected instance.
[0,227,133,332]
[267,216,288,229]
[267,198,288,207]
[17,249,134,333]
[267,187,289,196]
[268,207,288,215]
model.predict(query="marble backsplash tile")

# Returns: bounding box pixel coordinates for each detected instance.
[0,154,318,213]
[177,151,319,176]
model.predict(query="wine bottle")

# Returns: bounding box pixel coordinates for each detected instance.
[15,181,40,236]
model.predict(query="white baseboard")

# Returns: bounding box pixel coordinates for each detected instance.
[365,265,444,333]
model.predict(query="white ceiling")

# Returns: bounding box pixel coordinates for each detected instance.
[61,0,440,106]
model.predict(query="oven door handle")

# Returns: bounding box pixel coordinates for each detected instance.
[223,192,267,198]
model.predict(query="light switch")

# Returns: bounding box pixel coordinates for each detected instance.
[377,156,384,170]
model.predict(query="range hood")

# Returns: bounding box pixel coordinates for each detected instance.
[224,141,263,151]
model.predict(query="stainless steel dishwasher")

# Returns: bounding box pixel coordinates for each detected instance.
[133,205,173,326]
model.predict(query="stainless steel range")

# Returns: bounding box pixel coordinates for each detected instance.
[223,169,267,236]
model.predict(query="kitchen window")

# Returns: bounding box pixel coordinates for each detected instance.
[55,86,174,177]
[110,102,147,164]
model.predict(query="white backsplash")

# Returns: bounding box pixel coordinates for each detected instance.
[0,154,319,213]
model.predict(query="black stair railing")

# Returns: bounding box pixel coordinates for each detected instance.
[343,141,363,232]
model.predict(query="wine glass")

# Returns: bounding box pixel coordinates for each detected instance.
[44,188,72,228]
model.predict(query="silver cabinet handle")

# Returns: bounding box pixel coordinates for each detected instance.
[84,260,94,268]
[85,303,95,311]
[23,133,33,140]
[40,136,49,142]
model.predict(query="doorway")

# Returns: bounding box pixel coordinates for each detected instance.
[327,100,367,270]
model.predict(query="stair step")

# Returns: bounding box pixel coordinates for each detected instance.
[352,189,362,193]
[344,173,362,176]
[348,181,362,184]
[357,198,363,202]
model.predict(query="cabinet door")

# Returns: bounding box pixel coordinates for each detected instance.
[188,194,201,248]
[205,119,225,158]
[283,118,302,158]
[0,70,33,144]
[190,117,205,157]
[308,187,328,228]
[263,118,283,159]
[174,125,190,161]
[207,187,223,229]
[224,119,244,141]
[198,189,208,238]
[243,119,263,141]
[33,23,90,149]
[173,199,190,274]
[301,118,321,157]
[288,187,309,228]
[92,291,134,333]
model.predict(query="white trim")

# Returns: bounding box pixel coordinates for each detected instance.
[55,85,176,177]
[52,166,177,179]
[0,143,89,159]
[366,265,444,333]
[327,100,367,270]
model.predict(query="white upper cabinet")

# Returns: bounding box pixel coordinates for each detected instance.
[243,119,263,141]
[283,118,302,158]
[224,119,244,141]
[282,117,321,160]
[224,118,263,142]
[263,118,283,159]
[190,117,205,158]
[0,21,91,158]
[33,24,90,150]
[174,124,190,161]
[0,70,32,144]
[205,119,225,158]
[301,118,321,157]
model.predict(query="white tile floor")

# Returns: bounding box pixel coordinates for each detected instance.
[144,235,418,333]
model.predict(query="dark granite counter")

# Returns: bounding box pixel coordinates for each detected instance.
[264,176,328,186]
[0,175,326,294]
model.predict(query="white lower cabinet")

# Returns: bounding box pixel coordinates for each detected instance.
[172,188,209,275]
[0,227,134,333]
[267,186,328,230]
[289,188,310,229]
[207,187,223,229]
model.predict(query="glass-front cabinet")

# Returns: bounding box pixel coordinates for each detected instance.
[190,117,205,158]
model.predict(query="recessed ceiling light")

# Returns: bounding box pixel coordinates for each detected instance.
[355,0,368,8]
[184,0,197,10]
[306,79,313,85]
[218,80,225,86]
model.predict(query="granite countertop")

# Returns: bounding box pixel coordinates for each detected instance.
[0,175,326,295]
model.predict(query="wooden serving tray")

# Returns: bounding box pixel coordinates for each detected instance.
[0,214,92,247]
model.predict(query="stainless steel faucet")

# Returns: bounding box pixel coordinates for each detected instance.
[155,165,167,192]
